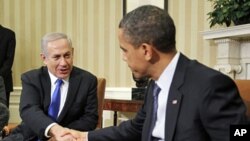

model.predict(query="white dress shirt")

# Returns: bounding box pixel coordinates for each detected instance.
[152,52,180,140]
[44,71,69,137]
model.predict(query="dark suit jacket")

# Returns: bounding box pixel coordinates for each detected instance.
[0,25,16,93]
[10,66,98,140]
[88,53,247,141]
[0,76,9,130]
[0,76,7,105]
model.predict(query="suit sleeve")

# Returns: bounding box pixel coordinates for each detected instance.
[19,73,54,139]
[88,108,144,141]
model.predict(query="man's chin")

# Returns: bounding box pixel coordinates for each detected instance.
[132,73,144,80]
[57,73,70,79]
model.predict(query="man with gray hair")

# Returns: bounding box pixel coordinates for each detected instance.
[3,32,98,141]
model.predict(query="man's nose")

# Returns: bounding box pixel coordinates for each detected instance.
[59,57,67,65]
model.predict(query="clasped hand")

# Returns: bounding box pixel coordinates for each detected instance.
[48,124,87,141]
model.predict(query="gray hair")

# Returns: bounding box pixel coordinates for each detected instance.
[41,32,72,56]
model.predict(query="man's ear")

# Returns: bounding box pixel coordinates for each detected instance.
[71,47,74,56]
[141,43,153,61]
[40,53,47,65]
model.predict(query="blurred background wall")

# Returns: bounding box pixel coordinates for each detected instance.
[0,0,215,88]
[0,0,217,125]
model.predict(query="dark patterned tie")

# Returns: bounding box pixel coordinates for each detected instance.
[149,83,161,140]
[48,79,63,121]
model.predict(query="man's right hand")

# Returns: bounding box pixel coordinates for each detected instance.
[48,124,76,140]
[48,134,77,141]
[66,129,88,141]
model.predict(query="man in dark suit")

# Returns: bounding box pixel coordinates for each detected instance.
[66,5,247,141]
[3,32,98,141]
[0,25,16,107]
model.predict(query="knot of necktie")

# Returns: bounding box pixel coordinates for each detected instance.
[153,83,161,97]
[56,79,63,86]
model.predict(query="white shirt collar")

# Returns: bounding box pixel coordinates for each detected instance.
[156,52,180,90]
[48,71,69,84]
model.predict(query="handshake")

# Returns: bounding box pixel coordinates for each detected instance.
[48,124,88,141]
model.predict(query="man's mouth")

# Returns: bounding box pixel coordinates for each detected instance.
[59,68,68,74]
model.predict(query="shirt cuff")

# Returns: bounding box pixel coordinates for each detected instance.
[86,132,89,141]
[45,123,57,137]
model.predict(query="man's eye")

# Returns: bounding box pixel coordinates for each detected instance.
[53,56,60,60]
[65,54,71,58]
[121,49,127,53]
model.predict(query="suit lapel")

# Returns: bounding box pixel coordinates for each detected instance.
[165,53,189,141]
[165,88,183,141]
[143,82,155,141]
[57,68,81,121]
[41,67,52,111]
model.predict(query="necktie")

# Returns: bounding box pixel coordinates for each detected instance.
[149,83,161,140]
[48,79,63,121]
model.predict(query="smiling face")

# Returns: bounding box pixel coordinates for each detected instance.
[41,38,73,79]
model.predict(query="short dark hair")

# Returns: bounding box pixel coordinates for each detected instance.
[119,5,176,53]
